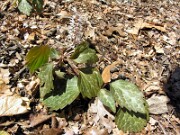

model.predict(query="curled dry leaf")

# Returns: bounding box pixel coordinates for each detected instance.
[127,19,166,35]
[102,61,122,83]
[0,94,30,116]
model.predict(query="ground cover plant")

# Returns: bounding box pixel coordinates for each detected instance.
[0,0,179,134]
[26,41,149,133]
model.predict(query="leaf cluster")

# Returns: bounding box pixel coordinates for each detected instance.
[25,41,149,133]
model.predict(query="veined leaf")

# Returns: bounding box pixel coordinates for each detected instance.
[70,41,98,64]
[26,45,51,73]
[38,63,54,98]
[115,108,148,132]
[78,69,103,99]
[98,89,116,113]
[110,80,146,114]
[43,77,80,110]
[50,48,59,59]
[18,0,32,16]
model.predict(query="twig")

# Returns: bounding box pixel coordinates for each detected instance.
[66,58,79,76]
[13,66,27,80]
[158,121,168,135]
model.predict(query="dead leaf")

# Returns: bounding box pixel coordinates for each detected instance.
[127,19,166,35]
[88,98,114,125]
[147,94,169,114]
[0,94,30,116]
[104,26,125,37]
[0,68,10,84]
[102,61,122,83]
[28,113,53,128]
[83,127,108,135]
[41,128,63,135]
[154,44,164,54]
[27,32,36,42]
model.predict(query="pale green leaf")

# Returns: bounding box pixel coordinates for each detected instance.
[98,89,116,113]
[78,69,103,99]
[26,45,51,73]
[110,80,146,114]
[50,48,59,59]
[43,77,80,110]
[38,63,54,98]
[0,131,10,135]
[55,70,65,79]
[70,41,98,64]
[18,0,32,16]
[115,108,148,132]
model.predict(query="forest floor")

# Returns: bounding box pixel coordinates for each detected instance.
[0,0,180,134]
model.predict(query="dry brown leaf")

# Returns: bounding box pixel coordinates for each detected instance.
[56,10,72,19]
[102,61,122,83]
[104,26,125,37]
[0,68,10,84]
[147,94,169,114]
[83,127,108,135]
[41,128,63,135]
[127,19,166,35]
[0,94,30,116]
[28,113,53,128]
[88,98,114,125]
[27,32,36,42]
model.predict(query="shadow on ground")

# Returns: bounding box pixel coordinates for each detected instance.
[164,67,180,117]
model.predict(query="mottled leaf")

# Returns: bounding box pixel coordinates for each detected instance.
[38,63,54,98]
[115,108,148,132]
[43,77,80,110]
[70,41,98,64]
[98,89,116,113]
[50,48,59,59]
[26,45,51,73]
[110,80,146,114]
[18,0,32,16]
[78,69,103,99]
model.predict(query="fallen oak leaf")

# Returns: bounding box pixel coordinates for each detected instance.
[0,94,30,116]
[127,19,166,35]
[102,61,122,83]
[27,113,53,128]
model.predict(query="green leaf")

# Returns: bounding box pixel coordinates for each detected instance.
[32,0,44,13]
[110,80,146,114]
[50,48,59,59]
[26,45,51,73]
[78,69,103,99]
[0,131,10,135]
[98,89,116,113]
[43,77,80,110]
[38,63,54,98]
[18,0,32,16]
[70,41,98,64]
[55,70,65,79]
[115,108,148,132]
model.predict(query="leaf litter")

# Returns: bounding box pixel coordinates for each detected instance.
[0,0,180,134]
